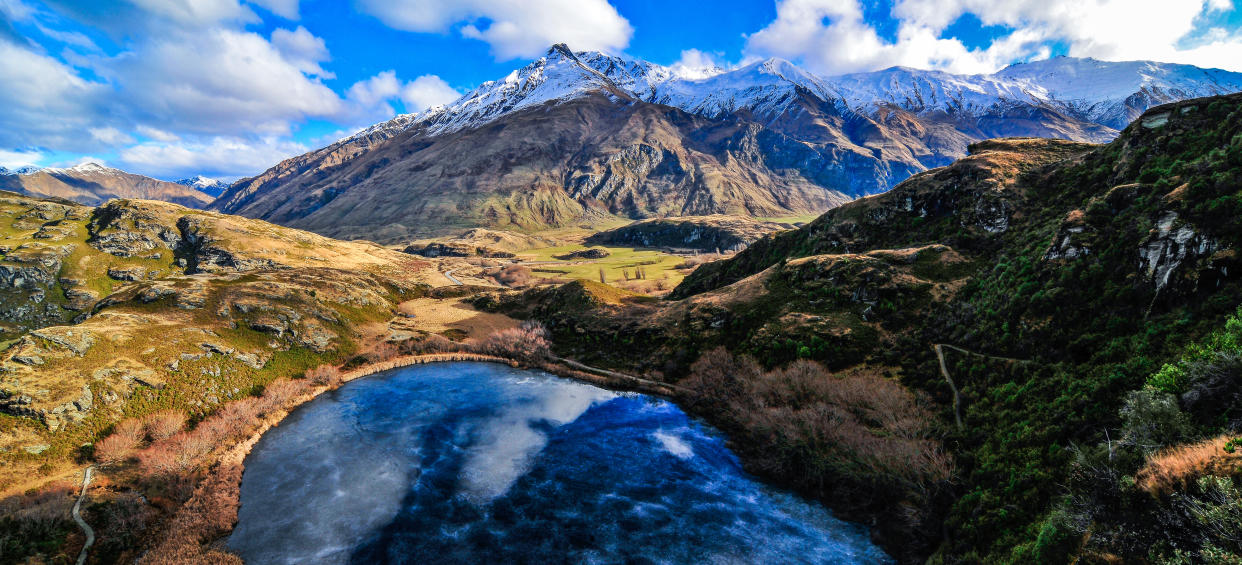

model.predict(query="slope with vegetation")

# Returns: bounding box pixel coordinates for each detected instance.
[479,92,1242,563]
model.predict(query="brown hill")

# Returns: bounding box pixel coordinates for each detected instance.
[1,163,214,208]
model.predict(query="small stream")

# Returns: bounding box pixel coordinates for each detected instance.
[228,362,892,564]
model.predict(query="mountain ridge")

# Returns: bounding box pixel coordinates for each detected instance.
[211,46,1242,241]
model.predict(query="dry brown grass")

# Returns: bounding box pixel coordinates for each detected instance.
[137,464,244,565]
[1135,434,1242,496]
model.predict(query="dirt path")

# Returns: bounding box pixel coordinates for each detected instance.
[443,269,463,285]
[72,465,94,565]
[933,343,1032,432]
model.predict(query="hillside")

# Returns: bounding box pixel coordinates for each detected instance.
[585,215,790,251]
[211,47,1241,242]
[477,92,1242,563]
[0,163,215,208]
[213,91,852,242]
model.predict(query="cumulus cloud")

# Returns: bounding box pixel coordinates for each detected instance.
[746,0,1242,75]
[250,0,299,19]
[0,38,107,151]
[338,71,460,126]
[0,148,44,169]
[102,27,342,136]
[357,0,632,60]
[668,49,724,79]
[399,74,459,111]
[118,136,309,178]
[271,25,332,77]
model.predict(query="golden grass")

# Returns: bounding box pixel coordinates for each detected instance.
[1135,434,1242,496]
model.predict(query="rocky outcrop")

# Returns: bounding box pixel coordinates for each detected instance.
[586,215,788,251]
[1139,211,1219,292]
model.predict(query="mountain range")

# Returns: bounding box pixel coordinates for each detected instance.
[0,163,218,208]
[210,45,1242,242]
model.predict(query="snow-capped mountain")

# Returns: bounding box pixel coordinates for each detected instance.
[0,165,42,175]
[343,47,1242,146]
[174,175,229,198]
[216,45,1242,242]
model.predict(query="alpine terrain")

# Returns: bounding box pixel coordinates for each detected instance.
[212,45,1242,241]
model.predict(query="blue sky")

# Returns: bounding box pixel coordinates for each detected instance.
[0,0,1238,181]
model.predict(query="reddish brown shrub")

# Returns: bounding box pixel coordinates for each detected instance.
[365,341,401,363]
[401,333,462,355]
[495,264,535,288]
[138,464,245,565]
[482,321,550,361]
[261,378,307,408]
[681,348,952,502]
[306,364,342,386]
[95,418,146,466]
[144,410,187,441]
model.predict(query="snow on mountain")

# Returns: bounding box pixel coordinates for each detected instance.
[175,175,229,197]
[994,57,1242,128]
[0,166,42,175]
[338,46,1242,149]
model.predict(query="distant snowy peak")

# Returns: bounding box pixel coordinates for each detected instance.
[42,162,123,176]
[175,175,228,197]
[0,166,41,176]
[340,47,1242,147]
[416,44,634,135]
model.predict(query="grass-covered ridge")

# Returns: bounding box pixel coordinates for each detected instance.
[478,92,1242,562]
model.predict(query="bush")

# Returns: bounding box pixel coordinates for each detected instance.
[401,333,461,355]
[95,419,146,466]
[1120,388,1191,453]
[495,264,535,288]
[306,364,341,386]
[364,341,400,363]
[482,321,551,361]
[261,378,307,407]
[144,411,187,442]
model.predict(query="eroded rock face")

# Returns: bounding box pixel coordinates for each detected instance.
[1139,211,1219,292]
[1045,210,1092,261]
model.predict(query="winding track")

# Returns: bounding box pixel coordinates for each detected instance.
[73,465,95,565]
[442,269,463,285]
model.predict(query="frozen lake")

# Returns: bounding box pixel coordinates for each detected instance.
[228,362,891,564]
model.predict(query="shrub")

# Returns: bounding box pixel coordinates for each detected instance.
[144,411,187,442]
[364,341,400,363]
[306,364,342,386]
[401,333,461,355]
[261,378,307,408]
[1120,388,1191,453]
[482,321,551,361]
[495,264,535,288]
[95,418,146,466]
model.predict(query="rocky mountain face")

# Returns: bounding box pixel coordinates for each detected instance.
[214,91,853,242]
[0,163,215,208]
[480,93,1242,563]
[213,46,1240,242]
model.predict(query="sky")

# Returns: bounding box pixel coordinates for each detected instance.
[0,0,1239,181]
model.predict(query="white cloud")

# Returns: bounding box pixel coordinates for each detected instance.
[88,126,133,145]
[337,71,460,126]
[746,0,1242,75]
[356,0,632,60]
[118,136,309,178]
[0,148,44,169]
[399,74,459,111]
[249,0,299,19]
[0,38,107,151]
[135,125,181,142]
[271,25,332,77]
[668,49,724,79]
[102,27,342,136]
